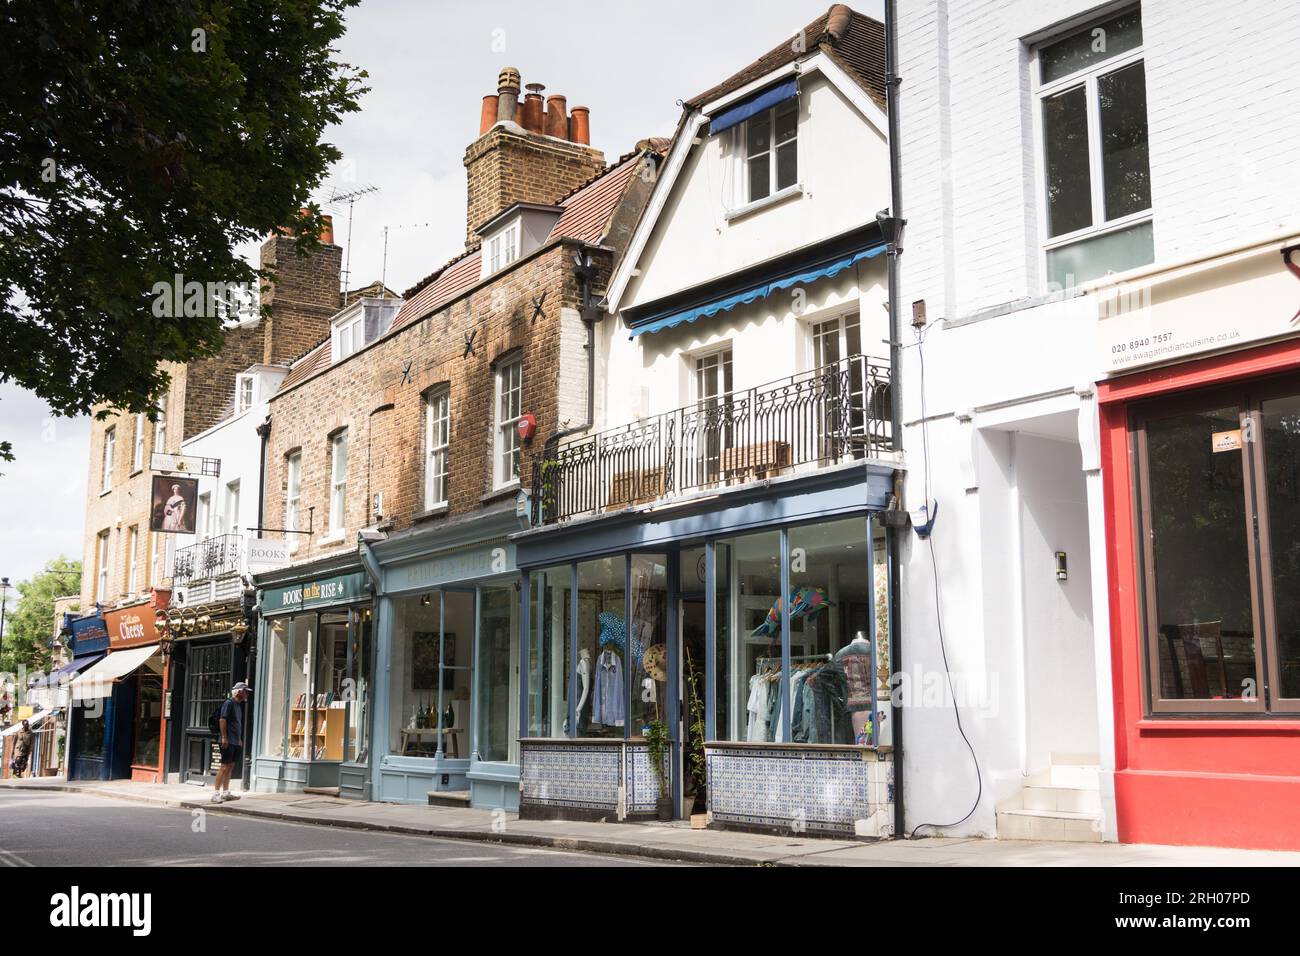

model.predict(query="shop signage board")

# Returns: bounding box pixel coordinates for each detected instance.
[245,537,290,573]
[104,604,161,650]
[70,615,109,655]
[1097,237,1300,376]
[261,571,367,616]
[386,542,516,594]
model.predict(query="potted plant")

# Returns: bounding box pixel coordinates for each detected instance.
[683,649,707,820]
[645,719,673,821]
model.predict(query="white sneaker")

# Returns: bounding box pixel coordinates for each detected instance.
[209,791,224,803]
[222,792,240,802]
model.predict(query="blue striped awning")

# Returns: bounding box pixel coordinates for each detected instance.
[628,243,886,339]
[709,79,798,136]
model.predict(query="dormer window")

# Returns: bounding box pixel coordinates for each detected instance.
[333,311,364,362]
[744,97,798,204]
[235,374,255,415]
[485,221,520,276]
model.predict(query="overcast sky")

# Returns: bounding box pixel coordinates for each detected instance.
[0,0,882,597]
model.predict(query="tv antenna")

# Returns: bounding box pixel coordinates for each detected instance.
[322,183,380,303]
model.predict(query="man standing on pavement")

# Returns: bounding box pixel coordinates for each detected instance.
[212,682,250,803]
[9,719,33,777]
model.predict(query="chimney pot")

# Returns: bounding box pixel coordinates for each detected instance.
[569,106,591,145]
[479,95,499,135]
[521,92,545,134]
[497,66,521,123]
[545,94,568,140]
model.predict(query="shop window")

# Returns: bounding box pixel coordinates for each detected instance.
[577,557,626,738]
[629,555,668,734]
[788,517,878,745]
[74,703,106,759]
[389,591,473,758]
[261,607,373,762]
[1035,7,1152,288]
[718,530,782,741]
[1134,380,1300,714]
[133,673,163,767]
[527,565,573,738]
[476,585,517,763]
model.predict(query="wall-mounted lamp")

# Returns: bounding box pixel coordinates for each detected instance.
[1055,551,1068,582]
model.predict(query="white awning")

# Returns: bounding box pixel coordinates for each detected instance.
[2,711,51,736]
[69,645,160,700]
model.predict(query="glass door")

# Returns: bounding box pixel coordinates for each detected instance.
[437,588,475,759]
[475,584,518,764]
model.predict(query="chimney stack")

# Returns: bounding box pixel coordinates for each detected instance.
[464,68,605,246]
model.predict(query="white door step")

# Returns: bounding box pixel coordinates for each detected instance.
[427,790,471,808]
[1026,764,1100,790]
[1018,784,1101,814]
[997,807,1102,843]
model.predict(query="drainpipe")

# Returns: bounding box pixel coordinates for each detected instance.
[246,414,271,791]
[255,415,271,531]
[884,0,906,840]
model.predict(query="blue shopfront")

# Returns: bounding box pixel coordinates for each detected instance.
[64,613,112,780]
[513,462,901,837]
[251,556,374,796]
[364,502,524,810]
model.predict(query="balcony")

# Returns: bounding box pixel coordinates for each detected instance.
[531,354,892,525]
[172,533,243,599]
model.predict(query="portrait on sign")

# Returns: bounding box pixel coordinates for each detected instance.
[150,475,199,534]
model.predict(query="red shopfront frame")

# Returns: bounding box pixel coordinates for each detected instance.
[1100,337,1300,850]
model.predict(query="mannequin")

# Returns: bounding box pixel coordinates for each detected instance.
[577,648,592,712]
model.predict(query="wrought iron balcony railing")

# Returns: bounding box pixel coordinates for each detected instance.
[531,354,892,525]
[172,533,243,586]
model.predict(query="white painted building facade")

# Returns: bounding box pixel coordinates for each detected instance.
[893,0,1300,841]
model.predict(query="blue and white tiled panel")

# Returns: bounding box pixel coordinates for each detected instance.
[706,746,895,838]
[624,745,669,814]
[520,743,622,812]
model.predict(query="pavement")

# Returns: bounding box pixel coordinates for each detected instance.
[3,776,1299,866]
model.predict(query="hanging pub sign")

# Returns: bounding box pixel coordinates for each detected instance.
[149,475,199,534]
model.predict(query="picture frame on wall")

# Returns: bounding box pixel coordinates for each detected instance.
[148,474,199,534]
[411,631,455,691]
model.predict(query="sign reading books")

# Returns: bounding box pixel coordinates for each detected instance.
[261,572,367,615]
[245,537,290,573]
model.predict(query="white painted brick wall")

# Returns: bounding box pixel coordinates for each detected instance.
[898,0,1300,320]
[556,306,589,430]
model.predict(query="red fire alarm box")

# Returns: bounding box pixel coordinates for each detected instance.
[517,413,537,442]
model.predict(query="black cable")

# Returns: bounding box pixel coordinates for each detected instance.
[906,325,983,838]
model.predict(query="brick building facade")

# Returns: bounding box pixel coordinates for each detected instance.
[79,226,344,612]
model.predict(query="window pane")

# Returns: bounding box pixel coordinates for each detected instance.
[1145,405,1258,702]
[528,565,572,737]
[476,585,517,762]
[745,111,770,156]
[342,608,372,762]
[719,530,782,742]
[1262,395,1300,699]
[1046,219,1153,288]
[1042,85,1092,237]
[747,155,770,203]
[774,100,797,143]
[776,141,797,191]
[788,517,873,744]
[1099,61,1151,220]
[629,554,668,734]
[578,557,626,738]
[286,615,312,758]
[1040,8,1143,83]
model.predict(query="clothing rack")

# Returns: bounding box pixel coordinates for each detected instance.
[753,653,836,743]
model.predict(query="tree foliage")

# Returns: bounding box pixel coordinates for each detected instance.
[1,557,81,674]
[0,0,367,422]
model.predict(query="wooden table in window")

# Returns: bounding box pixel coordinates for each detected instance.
[399,726,465,758]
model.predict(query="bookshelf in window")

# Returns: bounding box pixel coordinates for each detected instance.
[288,706,344,761]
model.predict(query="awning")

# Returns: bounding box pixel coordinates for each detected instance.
[709,78,798,136]
[28,654,103,689]
[69,645,160,700]
[628,243,886,338]
[2,711,51,736]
